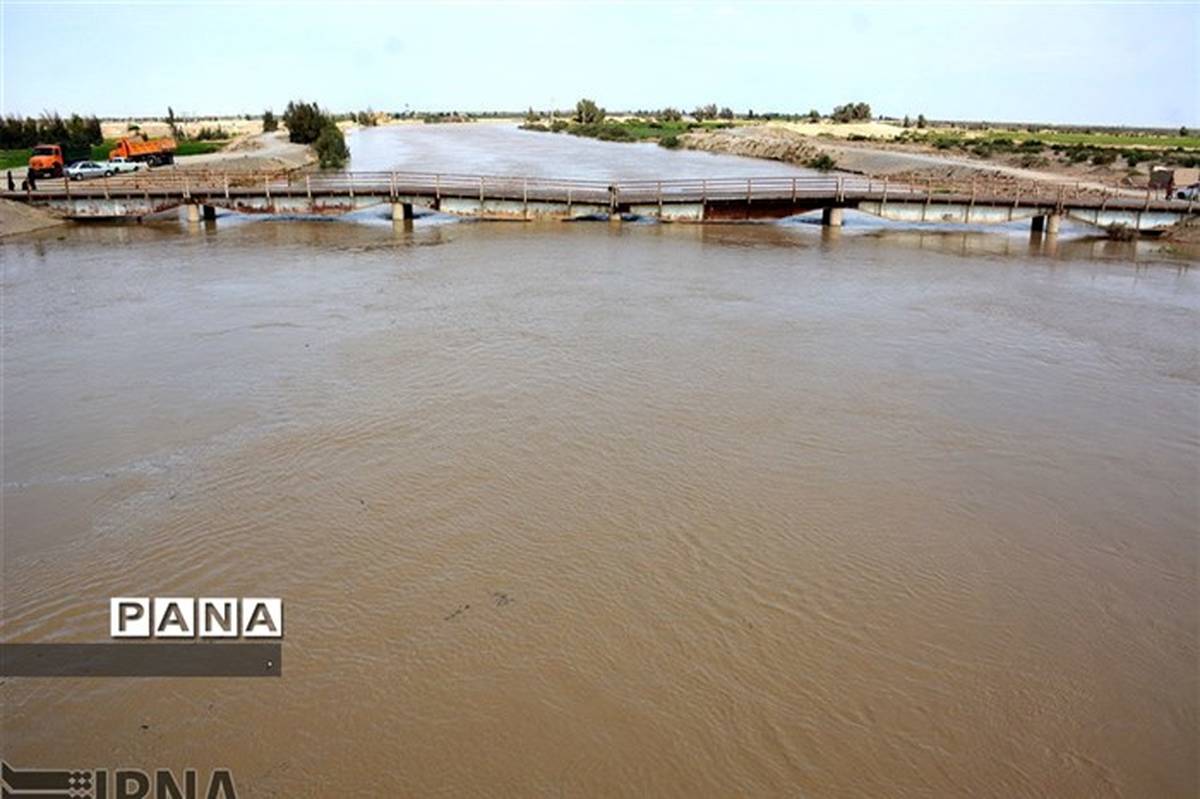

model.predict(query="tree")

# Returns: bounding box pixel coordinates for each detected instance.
[902,115,911,128]
[807,109,820,123]
[916,114,928,129]
[830,102,871,123]
[262,109,278,132]
[315,122,349,168]
[659,107,682,122]
[1181,126,1190,137]
[282,100,327,143]
[525,106,539,124]
[719,106,734,120]
[166,106,181,139]
[574,98,605,125]
[692,103,718,121]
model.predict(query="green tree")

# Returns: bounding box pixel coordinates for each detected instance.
[830,102,871,123]
[574,98,605,124]
[166,106,181,139]
[262,109,278,132]
[902,115,911,128]
[693,103,718,121]
[659,107,682,122]
[916,114,927,129]
[1181,126,1190,137]
[719,106,734,120]
[315,122,349,168]
[807,109,820,123]
[282,100,327,143]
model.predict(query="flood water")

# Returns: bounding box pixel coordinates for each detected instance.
[1,125,1197,797]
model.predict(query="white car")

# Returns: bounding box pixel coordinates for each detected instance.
[1174,183,1199,201]
[104,157,141,174]
[66,161,112,181]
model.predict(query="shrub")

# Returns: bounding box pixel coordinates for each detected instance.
[314,122,349,168]
[193,126,230,140]
[916,114,927,129]
[658,134,681,149]
[1091,150,1117,166]
[807,109,821,123]
[574,98,605,125]
[1105,222,1135,240]
[659,107,682,122]
[262,110,277,133]
[806,153,837,171]
[550,119,569,133]
[1068,148,1092,163]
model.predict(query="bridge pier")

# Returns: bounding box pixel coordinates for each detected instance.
[391,202,413,221]
[185,204,201,223]
[1031,213,1061,235]
[203,204,216,221]
[821,207,844,227]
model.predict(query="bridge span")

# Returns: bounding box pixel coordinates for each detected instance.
[3,170,1195,233]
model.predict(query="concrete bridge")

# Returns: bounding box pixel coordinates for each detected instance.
[3,170,1195,233]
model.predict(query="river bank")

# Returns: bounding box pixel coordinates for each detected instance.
[678,123,1174,191]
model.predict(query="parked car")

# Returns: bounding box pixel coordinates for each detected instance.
[66,161,112,181]
[105,157,141,174]
[1174,183,1200,200]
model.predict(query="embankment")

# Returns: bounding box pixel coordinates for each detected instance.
[0,198,66,238]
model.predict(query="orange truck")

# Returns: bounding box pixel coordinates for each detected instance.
[108,135,177,166]
[27,144,82,179]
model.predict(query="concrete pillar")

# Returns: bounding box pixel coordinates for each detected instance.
[185,203,201,223]
[1045,213,1061,235]
[391,202,413,221]
[1031,214,1046,233]
[821,207,844,227]
[202,205,217,221]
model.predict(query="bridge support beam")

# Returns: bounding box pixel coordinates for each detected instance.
[821,207,843,227]
[391,202,413,221]
[185,203,201,223]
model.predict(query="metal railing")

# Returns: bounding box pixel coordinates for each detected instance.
[5,170,1194,211]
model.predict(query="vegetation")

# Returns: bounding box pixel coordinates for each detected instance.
[658,134,681,149]
[0,113,103,151]
[831,102,872,123]
[659,107,682,122]
[692,103,718,121]
[574,98,605,125]
[314,124,349,168]
[807,109,821,123]
[806,153,838,171]
[262,109,278,132]
[193,126,231,141]
[281,99,348,168]
[354,109,379,126]
[282,100,329,143]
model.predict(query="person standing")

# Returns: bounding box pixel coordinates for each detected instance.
[6,170,14,192]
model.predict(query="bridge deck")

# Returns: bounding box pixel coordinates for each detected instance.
[3,170,1195,222]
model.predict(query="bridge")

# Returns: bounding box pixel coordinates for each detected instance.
[3,170,1196,233]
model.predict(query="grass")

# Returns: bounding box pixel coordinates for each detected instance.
[0,140,228,171]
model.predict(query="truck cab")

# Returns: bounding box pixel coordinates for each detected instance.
[28,144,65,179]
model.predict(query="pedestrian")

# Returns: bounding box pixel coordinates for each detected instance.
[6,170,13,192]
[1165,177,1174,200]
[26,169,36,191]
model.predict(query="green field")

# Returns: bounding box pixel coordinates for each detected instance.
[976,130,1200,149]
[0,140,229,173]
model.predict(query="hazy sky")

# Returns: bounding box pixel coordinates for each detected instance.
[1,1,1196,126]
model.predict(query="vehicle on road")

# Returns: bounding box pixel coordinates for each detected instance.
[1174,183,1200,201]
[108,135,177,166]
[28,143,94,179]
[66,161,113,181]
[104,157,141,174]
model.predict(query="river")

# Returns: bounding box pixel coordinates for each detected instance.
[1,124,1196,797]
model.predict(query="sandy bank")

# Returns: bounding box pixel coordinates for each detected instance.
[172,131,315,172]
[0,198,66,238]
[679,126,815,164]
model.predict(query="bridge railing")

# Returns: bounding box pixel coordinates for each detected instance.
[9,169,1190,210]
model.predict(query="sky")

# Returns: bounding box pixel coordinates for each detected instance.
[1,0,1196,126]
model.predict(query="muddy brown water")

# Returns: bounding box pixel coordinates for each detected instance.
[1,126,1197,797]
